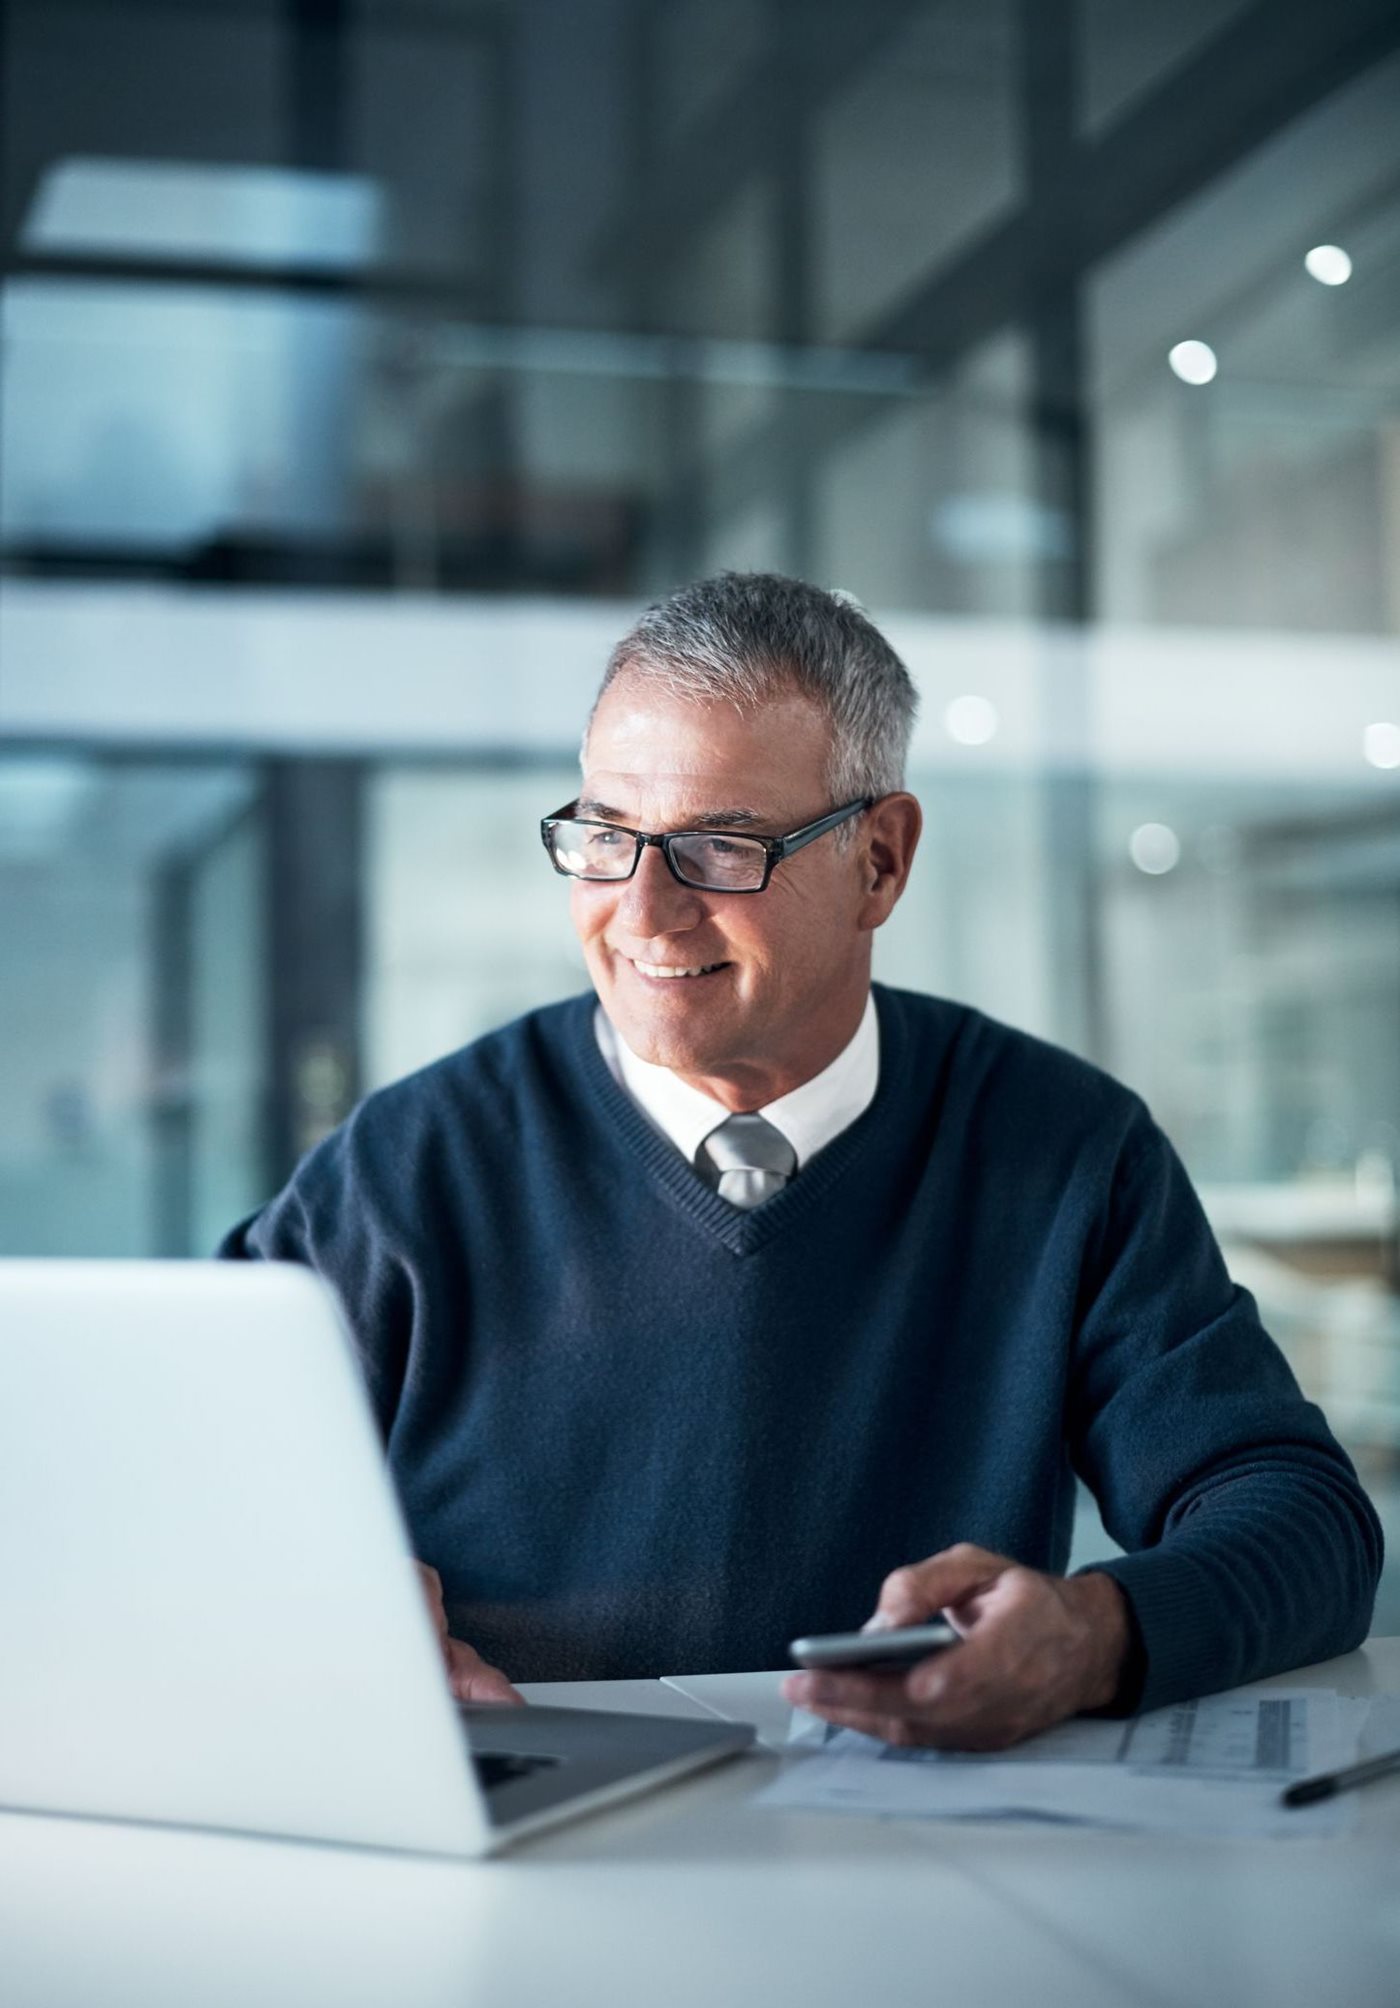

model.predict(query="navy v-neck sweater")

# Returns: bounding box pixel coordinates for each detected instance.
[221,985,1381,1710]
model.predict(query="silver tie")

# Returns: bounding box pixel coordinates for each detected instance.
[699,1112,798,1209]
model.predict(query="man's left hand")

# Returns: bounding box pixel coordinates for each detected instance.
[780,1544,1131,1750]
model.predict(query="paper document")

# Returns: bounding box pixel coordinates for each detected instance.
[756,1688,1379,1838]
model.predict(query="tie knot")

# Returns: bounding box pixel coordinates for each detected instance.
[699,1113,797,1209]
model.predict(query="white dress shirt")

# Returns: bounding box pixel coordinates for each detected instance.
[594,990,879,1171]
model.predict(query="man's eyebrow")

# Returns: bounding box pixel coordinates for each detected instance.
[684,807,768,830]
[575,798,769,831]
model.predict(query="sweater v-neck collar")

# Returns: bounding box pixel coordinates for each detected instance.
[569,985,907,1256]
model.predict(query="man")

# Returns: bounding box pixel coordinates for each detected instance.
[221,572,1381,1749]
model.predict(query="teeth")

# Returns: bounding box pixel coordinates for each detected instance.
[633,961,721,979]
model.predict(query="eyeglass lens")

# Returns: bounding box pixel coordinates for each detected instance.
[549,821,635,877]
[668,832,768,888]
[548,820,768,890]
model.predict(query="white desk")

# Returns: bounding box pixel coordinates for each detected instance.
[4,1641,1398,2008]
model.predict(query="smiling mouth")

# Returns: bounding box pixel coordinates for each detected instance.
[628,959,729,980]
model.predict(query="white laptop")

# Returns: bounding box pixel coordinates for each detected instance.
[0,1260,752,1856]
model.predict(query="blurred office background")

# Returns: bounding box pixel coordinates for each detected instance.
[2,1,1397,1613]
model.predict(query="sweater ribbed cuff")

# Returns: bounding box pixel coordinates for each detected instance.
[1077,1548,1218,1717]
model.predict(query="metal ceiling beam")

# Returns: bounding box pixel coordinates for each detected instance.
[0,0,506,258]
[588,0,924,283]
[0,247,493,306]
[702,0,1400,530]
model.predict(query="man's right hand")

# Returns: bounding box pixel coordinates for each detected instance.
[415,1562,525,1706]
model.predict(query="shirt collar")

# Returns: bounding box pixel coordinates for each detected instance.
[594,991,879,1171]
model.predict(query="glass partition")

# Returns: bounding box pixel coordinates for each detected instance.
[2,0,1396,1616]
[0,756,262,1255]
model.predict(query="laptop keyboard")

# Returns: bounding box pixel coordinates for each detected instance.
[471,1751,560,1792]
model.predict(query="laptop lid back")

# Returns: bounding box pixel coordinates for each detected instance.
[0,1260,491,1857]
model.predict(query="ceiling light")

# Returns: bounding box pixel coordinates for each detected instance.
[1304,244,1352,287]
[1363,722,1400,770]
[1129,823,1181,875]
[23,158,381,270]
[944,695,999,746]
[1168,341,1217,386]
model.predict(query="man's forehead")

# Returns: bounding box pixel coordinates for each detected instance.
[576,769,771,827]
[587,676,829,751]
[581,677,832,816]
[582,757,761,789]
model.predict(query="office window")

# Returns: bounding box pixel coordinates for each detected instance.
[363,764,585,1090]
[2,0,1396,1617]
[0,756,261,1256]
[813,1,1020,345]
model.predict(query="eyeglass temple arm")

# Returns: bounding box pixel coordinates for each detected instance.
[773,797,875,861]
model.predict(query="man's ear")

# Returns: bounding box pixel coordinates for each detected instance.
[858,792,922,930]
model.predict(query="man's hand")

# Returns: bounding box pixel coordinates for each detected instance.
[415,1562,524,1706]
[780,1545,1131,1750]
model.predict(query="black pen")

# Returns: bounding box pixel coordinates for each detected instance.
[1281,1745,1400,1808]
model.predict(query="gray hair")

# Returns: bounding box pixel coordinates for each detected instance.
[586,573,918,823]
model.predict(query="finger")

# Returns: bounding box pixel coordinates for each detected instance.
[453,1666,526,1706]
[789,1701,933,1748]
[871,1545,1012,1629]
[414,1561,449,1639]
[906,1648,961,1706]
[446,1641,526,1707]
[902,1574,1082,1712]
[900,1632,1078,1747]
[782,1667,921,1716]
[794,1678,1044,1754]
[898,1608,1020,1703]
[895,1606,1049,1722]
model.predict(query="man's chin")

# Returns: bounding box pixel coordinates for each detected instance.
[615,1015,726,1075]
[602,976,738,1074]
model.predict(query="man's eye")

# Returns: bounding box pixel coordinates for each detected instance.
[698,837,741,857]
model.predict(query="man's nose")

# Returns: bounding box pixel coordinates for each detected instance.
[615,841,704,935]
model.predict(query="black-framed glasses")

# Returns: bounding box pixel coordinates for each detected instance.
[540,796,875,894]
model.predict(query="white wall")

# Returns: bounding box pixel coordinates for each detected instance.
[3,583,1398,787]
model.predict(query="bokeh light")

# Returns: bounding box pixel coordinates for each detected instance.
[944,694,999,746]
[1168,340,1218,385]
[1304,243,1352,286]
[1129,823,1182,875]
[1363,721,1400,770]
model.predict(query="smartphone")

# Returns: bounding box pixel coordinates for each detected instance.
[788,1620,959,1671]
